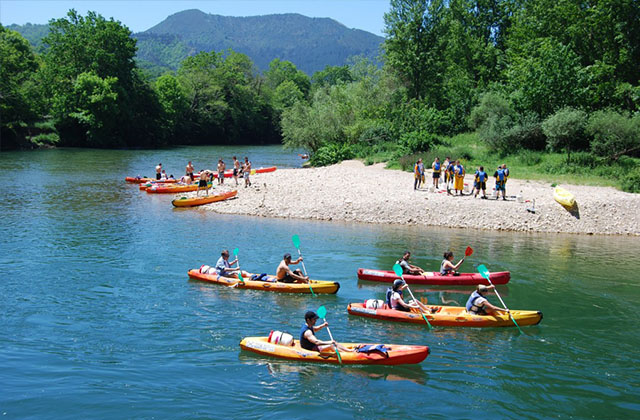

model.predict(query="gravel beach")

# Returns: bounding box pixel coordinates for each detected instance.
[191,160,640,236]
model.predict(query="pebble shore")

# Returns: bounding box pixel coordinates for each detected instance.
[191,160,640,236]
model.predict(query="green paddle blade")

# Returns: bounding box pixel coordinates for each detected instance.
[393,263,403,277]
[478,264,490,280]
[317,305,327,319]
[292,234,301,249]
[233,247,239,257]
[238,271,244,283]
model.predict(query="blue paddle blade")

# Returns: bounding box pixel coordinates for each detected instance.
[233,247,239,257]
[317,305,327,318]
[478,264,490,280]
[393,263,403,277]
[292,234,300,249]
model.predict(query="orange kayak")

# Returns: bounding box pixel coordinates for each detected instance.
[212,166,277,178]
[172,190,237,207]
[125,176,177,184]
[240,336,429,365]
[146,183,211,194]
[347,302,543,327]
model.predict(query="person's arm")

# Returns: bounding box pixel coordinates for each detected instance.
[483,300,509,314]
[312,321,328,332]
[453,258,465,270]
[304,329,332,347]
[289,257,303,265]
[286,267,308,281]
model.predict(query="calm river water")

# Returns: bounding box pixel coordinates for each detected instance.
[1,146,638,419]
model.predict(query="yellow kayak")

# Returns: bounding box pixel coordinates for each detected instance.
[554,186,576,207]
[187,269,340,294]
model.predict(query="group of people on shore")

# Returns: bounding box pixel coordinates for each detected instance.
[414,157,511,200]
[153,157,253,196]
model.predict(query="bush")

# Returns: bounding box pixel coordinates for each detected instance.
[468,92,514,131]
[620,168,640,193]
[399,130,440,155]
[309,142,354,166]
[542,107,589,162]
[587,110,640,160]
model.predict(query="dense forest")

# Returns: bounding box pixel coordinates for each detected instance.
[1,2,639,189]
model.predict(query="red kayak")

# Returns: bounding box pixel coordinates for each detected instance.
[357,268,510,286]
[212,166,277,178]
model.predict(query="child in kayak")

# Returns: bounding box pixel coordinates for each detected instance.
[440,251,465,275]
[386,280,435,313]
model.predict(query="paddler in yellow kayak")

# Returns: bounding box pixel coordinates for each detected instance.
[466,285,510,315]
[276,253,309,283]
[386,279,435,313]
[215,249,249,279]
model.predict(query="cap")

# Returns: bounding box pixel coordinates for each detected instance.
[393,279,406,289]
[477,284,489,293]
[305,311,319,321]
[283,253,292,260]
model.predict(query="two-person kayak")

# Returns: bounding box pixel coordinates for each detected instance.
[357,268,510,285]
[347,302,542,327]
[187,269,340,294]
[239,336,429,365]
[212,166,277,179]
[172,191,237,207]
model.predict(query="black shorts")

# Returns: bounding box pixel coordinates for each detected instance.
[476,181,486,190]
[233,168,238,176]
[156,173,161,180]
[188,172,194,181]
[198,179,208,187]
[279,274,296,283]
[394,305,411,312]
[433,172,440,179]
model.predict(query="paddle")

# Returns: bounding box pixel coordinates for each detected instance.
[477,264,523,334]
[465,246,473,257]
[291,234,315,297]
[317,305,342,364]
[393,264,432,330]
[229,248,245,288]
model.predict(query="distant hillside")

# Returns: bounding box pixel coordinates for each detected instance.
[6,10,384,75]
[138,10,383,74]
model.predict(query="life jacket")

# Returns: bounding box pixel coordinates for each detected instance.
[440,259,452,275]
[476,171,487,183]
[433,162,441,172]
[465,291,487,314]
[356,344,389,358]
[299,324,316,351]
[496,168,505,182]
[447,164,455,174]
[455,164,464,177]
[414,164,420,175]
[386,288,403,307]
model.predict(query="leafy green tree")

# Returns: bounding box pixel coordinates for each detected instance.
[154,73,189,136]
[542,107,588,162]
[264,58,310,97]
[587,110,640,161]
[311,65,353,87]
[273,80,304,111]
[68,72,118,146]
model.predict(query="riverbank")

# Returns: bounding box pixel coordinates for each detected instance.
[199,160,640,235]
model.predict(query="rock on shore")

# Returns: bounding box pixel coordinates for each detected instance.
[195,160,640,236]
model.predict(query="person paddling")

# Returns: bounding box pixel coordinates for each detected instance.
[396,251,424,275]
[386,279,435,313]
[466,284,509,315]
[215,249,248,279]
[440,251,465,276]
[300,311,353,353]
[276,253,309,283]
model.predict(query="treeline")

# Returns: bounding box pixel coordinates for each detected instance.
[280,0,640,189]
[0,10,315,149]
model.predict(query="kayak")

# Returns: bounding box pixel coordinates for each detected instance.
[140,181,180,191]
[146,184,211,194]
[554,186,576,207]
[212,166,277,179]
[187,269,340,294]
[347,302,542,327]
[125,176,178,184]
[239,336,429,365]
[357,268,510,285]
[172,190,237,207]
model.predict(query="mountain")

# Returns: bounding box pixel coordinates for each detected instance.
[6,10,384,75]
[136,10,384,74]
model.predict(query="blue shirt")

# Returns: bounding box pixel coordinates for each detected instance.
[215,257,231,276]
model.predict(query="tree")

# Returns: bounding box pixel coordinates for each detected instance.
[587,110,640,161]
[154,73,188,137]
[311,65,353,88]
[264,58,310,97]
[542,107,588,162]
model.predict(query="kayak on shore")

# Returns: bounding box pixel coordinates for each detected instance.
[212,166,277,179]
[347,302,542,327]
[187,269,340,294]
[239,336,429,365]
[357,268,510,285]
[125,176,179,184]
[171,190,237,207]
[554,186,576,207]
[147,183,212,194]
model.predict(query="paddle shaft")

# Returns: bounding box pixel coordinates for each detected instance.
[295,248,315,297]
[404,281,433,329]
[321,317,342,364]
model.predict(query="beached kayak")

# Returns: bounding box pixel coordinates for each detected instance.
[239,336,429,365]
[187,269,340,294]
[212,166,277,178]
[126,176,180,184]
[357,268,510,285]
[347,302,542,327]
[554,186,576,207]
[139,181,181,191]
[172,190,237,207]
[147,184,211,194]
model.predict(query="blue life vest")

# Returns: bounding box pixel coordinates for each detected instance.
[455,164,464,176]
[299,324,316,350]
[496,168,505,182]
[465,291,487,314]
[476,171,487,182]
[433,162,441,172]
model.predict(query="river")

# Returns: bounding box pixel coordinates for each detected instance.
[1,146,638,419]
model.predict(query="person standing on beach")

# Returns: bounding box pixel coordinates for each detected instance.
[474,166,488,198]
[432,157,441,189]
[186,161,194,181]
[155,163,162,180]
[217,159,226,185]
[414,158,424,190]
[232,156,241,186]
[446,159,455,195]
[453,160,465,195]
[243,157,252,187]
[197,171,210,197]
[494,165,507,200]
[442,157,450,185]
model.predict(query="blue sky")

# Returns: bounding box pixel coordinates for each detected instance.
[0,0,390,36]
